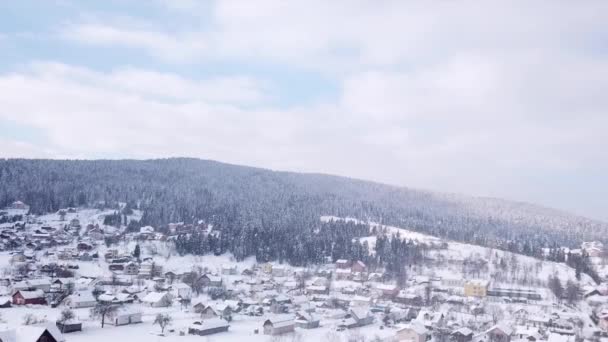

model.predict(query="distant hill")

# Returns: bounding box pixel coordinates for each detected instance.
[1,158,605,253]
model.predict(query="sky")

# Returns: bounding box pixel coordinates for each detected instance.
[0,1,607,220]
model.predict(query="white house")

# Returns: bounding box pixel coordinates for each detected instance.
[65,291,97,309]
[174,283,192,299]
[109,308,143,326]
[142,291,172,307]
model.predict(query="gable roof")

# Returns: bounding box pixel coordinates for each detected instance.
[398,322,428,335]
[350,307,371,321]
[67,291,96,303]
[0,323,66,342]
[190,318,229,331]
[15,290,44,299]
[487,324,513,336]
[142,291,169,303]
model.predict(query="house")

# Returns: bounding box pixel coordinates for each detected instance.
[295,311,320,329]
[336,268,352,280]
[306,285,328,295]
[192,300,206,313]
[336,259,351,269]
[124,262,139,275]
[174,283,192,299]
[396,322,428,342]
[486,324,513,342]
[487,287,541,300]
[597,309,608,331]
[416,310,445,329]
[77,242,93,251]
[514,326,542,342]
[109,263,125,272]
[376,284,400,298]
[52,278,74,291]
[139,226,155,236]
[351,260,367,273]
[272,265,287,277]
[395,292,423,306]
[201,274,223,287]
[214,301,238,318]
[200,306,218,319]
[13,278,52,292]
[547,333,575,342]
[138,261,162,278]
[64,291,96,308]
[442,277,465,288]
[0,296,11,308]
[142,291,172,307]
[164,271,177,281]
[188,318,230,336]
[108,308,143,326]
[97,293,135,304]
[452,327,474,342]
[271,295,291,305]
[464,279,490,297]
[56,319,83,333]
[263,315,295,335]
[525,315,551,328]
[582,241,604,257]
[344,308,374,328]
[221,265,237,275]
[12,290,46,305]
[351,295,373,307]
[8,201,28,210]
[0,323,65,342]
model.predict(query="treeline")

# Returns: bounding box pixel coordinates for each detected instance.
[1,158,607,264]
[173,219,425,281]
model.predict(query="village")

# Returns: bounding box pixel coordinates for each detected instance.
[1,201,608,342]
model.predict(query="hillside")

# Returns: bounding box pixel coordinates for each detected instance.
[0,158,606,258]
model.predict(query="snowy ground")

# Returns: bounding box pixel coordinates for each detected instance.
[0,302,394,342]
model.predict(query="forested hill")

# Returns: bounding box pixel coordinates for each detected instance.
[1,158,606,254]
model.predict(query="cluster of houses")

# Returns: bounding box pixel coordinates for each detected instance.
[2,204,608,341]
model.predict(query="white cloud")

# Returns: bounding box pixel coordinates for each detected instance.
[4,1,608,219]
[61,1,608,69]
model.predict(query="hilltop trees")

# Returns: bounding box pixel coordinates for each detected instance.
[1,158,606,273]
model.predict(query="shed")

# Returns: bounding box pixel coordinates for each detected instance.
[263,315,295,335]
[188,318,230,336]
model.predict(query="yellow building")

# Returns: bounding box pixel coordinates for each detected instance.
[464,279,490,297]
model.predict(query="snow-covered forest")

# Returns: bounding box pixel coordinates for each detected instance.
[1,158,606,264]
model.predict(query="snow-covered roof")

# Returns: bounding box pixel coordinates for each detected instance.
[398,322,428,335]
[190,318,229,331]
[375,283,398,291]
[115,307,142,316]
[142,291,169,303]
[264,314,295,325]
[547,333,575,342]
[295,311,319,322]
[68,291,95,303]
[466,279,490,287]
[15,290,44,299]
[0,323,65,342]
[453,327,473,336]
[350,307,372,320]
[487,324,513,336]
[140,226,154,233]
